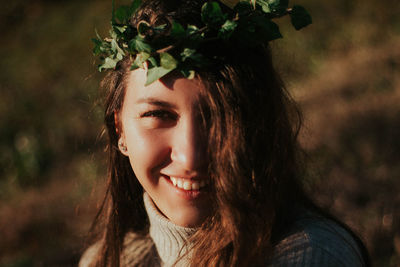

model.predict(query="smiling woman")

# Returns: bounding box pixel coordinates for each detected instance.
[80,0,370,266]
[118,68,211,227]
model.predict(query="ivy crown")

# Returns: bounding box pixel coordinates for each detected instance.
[92,0,312,85]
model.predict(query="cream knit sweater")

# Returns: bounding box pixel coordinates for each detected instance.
[80,193,365,266]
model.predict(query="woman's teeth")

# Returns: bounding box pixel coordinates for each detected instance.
[169,177,207,191]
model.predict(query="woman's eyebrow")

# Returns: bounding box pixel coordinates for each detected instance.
[135,97,177,109]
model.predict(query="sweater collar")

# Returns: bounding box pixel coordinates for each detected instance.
[143,192,197,266]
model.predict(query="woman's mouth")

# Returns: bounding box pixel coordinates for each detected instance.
[169,176,208,191]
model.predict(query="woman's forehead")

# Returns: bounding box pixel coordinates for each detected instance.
[125,68,204,106]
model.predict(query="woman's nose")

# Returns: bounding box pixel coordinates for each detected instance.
[170,116,205,172]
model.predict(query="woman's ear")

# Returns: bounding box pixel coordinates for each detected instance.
[114,112,129,156]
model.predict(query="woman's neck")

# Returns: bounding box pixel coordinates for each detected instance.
[143,192,197,266]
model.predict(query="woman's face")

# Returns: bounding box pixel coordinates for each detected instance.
[118,68,211,227]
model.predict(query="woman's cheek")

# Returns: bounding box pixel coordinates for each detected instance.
[125,124,171,177]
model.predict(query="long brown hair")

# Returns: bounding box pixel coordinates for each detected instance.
[88,0,369,266]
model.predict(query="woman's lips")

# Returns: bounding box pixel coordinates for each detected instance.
[161,175,209,199]
[169,176,207,190]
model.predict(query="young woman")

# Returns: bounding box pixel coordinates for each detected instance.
[81,0,370,266]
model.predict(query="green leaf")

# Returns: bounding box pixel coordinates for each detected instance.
[256,0,271,13]
[111,39,126,56]
[110,27,119,40]
[145,66,174,85]
[170,21,185,38]
[117,26,127,34]
[129,0,141,15]
[233,1,253,15]
[130,64,140,71]
[181,69,196,79]
[95,28,102,40]
[147,57,157,68]
[267,0,288,15]
[92,38,103,45]
[218,20,238,39]
[128,36,152,53]
[257,18,282,41]
[160,52,178,69]
[290,5,312,30]
[238,16,282,45]
[113,0,140,24]
[180,48,196,61]
[92,38,102,55]
[99,42,111,53]
[99,57,118,72]
[201,2,224,26]
[131,52,150,69]
[115,5,130,23]
[154,24,167,33]
[187,25,200,35]
[180,48,204,63]
[137,21,151,37]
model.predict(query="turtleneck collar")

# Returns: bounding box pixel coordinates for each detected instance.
[143,192,197,266]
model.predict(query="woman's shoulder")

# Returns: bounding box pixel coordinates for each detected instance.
[268,212,366,267]
[79,232,156,267]
[121,231,158,266]
[79,240,102,267]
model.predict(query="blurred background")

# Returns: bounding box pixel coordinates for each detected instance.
[0,0,399,266]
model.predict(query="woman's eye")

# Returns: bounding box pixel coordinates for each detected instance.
[140,110,177,121]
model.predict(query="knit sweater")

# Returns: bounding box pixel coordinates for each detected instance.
[79,193,365,266]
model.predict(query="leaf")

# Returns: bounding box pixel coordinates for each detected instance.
[99,42,111,53]
[290,5,312,30]
[218,19,238,39]
[116,25,127,34]
[186,25,200,35]
[219,0,240,9]
[238,16,282,45]
[147,57,157,68]
[256,0,271,13]
[181,69,196,79]
[99,57,118,71]
[250,0,256,9]
[115,5,130,23]
[129,0,141,15]
[201,2,225,26]
[113,0,140,24]
[170,21,185,38]
[180,48,195,59]
[111,39,126,56]
[234,1,253,15]
[267,0,288,15]
[257,18,282,41]
[130,64,140,71]
[153,24,167,33]
[137,20,151,37]
[95,28,102,40]
[145,66,174,85]
[131,52,150,69]
[160,52,178,70]
[128,36,152,53]
[92,38,103,55]
[180,48,204,63]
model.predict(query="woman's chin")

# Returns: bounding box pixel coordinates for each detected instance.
[168,210,208,228]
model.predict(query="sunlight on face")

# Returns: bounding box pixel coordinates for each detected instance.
[118,68,211,227]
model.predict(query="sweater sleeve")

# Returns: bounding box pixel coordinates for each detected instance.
[79,241,101,267]
[78,233,156,267]
[267,218,365,267]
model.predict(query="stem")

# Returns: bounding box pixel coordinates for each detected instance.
[156,45,175,54]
